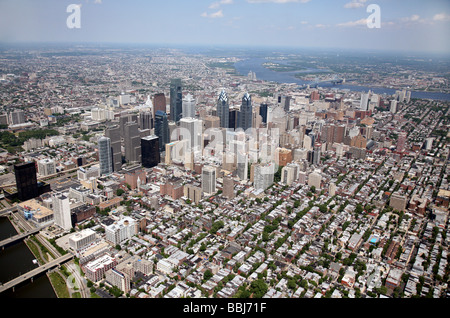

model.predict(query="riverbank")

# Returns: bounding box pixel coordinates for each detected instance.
[234,58,450,101]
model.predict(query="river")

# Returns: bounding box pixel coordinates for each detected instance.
[234,57,450,101]
[0,217,57,298]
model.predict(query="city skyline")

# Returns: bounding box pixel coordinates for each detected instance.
[0,0,449,55]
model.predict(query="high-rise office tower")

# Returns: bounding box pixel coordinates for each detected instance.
[312,146,321,165]
[239,93,253,131]
[202,166,217,195]
[105,124,122,172]
[334,125,346,144]
[253,163,275,191]
[124,122,141,164]
[222,176,235,199]
[141,135,160,168]
[217,90,229,129]
[98,136,113,176]
[390,100,398,114]
[259,103,268,124]
[10,110,25,125]
[360,93,370,111]
[14,162,39,201]
[228,108,238,130]
[280,96,291,112]
[281,163,299,186]
[236,150,248,181]
[155,111,170,152]
[119,112,138,137]
[397,131,407,153]
[153,93,167,116]
[170,79,183,123]
[139,111,153,131]
[182,93,196,119]
[180,117,203,151]
[52,192,72,231]
[308,169,322,189]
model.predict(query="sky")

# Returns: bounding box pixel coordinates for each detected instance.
[0,0,449,55]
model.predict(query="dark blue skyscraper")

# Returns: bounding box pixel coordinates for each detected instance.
[259,103,268,124]
[238,93,253,131]
[155,111,169,152]
[217,90,229,129]
[170,79,183,123]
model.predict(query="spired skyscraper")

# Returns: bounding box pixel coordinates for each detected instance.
[98,136,113,176]
[217,90,229,129]
[170,79,183,124]
[139,110,153,131]
[155,110,170,152]
[238,93,253,131]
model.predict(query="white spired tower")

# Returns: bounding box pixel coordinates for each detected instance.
[52,192,72,231]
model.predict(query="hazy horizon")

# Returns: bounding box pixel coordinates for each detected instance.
[0,0,449,55]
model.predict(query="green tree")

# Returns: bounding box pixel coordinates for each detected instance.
[249,279,268,298]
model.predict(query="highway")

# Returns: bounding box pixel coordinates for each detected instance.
[0,253,73,294]
[0,228,41,249]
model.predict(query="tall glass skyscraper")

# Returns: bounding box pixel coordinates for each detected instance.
[239,93,253,131]
[14,162,38,201]
[217,90,229,129]
[98,136,113,176]
[105,124,122,172]
[124,121,141,164]
[155,110,170,152]
[170,79,183,123]
[182,93,196,119]
[141,135,160,168]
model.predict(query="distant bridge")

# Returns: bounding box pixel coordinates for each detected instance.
[0,253,74,294]
[299,75,350,89]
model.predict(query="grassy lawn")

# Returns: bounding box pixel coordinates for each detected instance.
[48,272,71,298]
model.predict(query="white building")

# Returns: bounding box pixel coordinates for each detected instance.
[182,93,196,119]
[38,158,56,177]
[390,100,398,114]
[308,169,322,189]
[179,117,203,151]
[253,163,275,191]
[69,228,97,251]
[52,192,72,231]
[281,163,299,186]
[105,216,137,245]
[202,165,217,195]
[105,268,131,294]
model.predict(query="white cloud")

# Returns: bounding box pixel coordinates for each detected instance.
[401,14,421,22]
[433,12,450,22]
[336,18,368,27]
[247,0,311,4]
[343,0,367,9]
[201,10,224,18]
[209,0,234,9]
